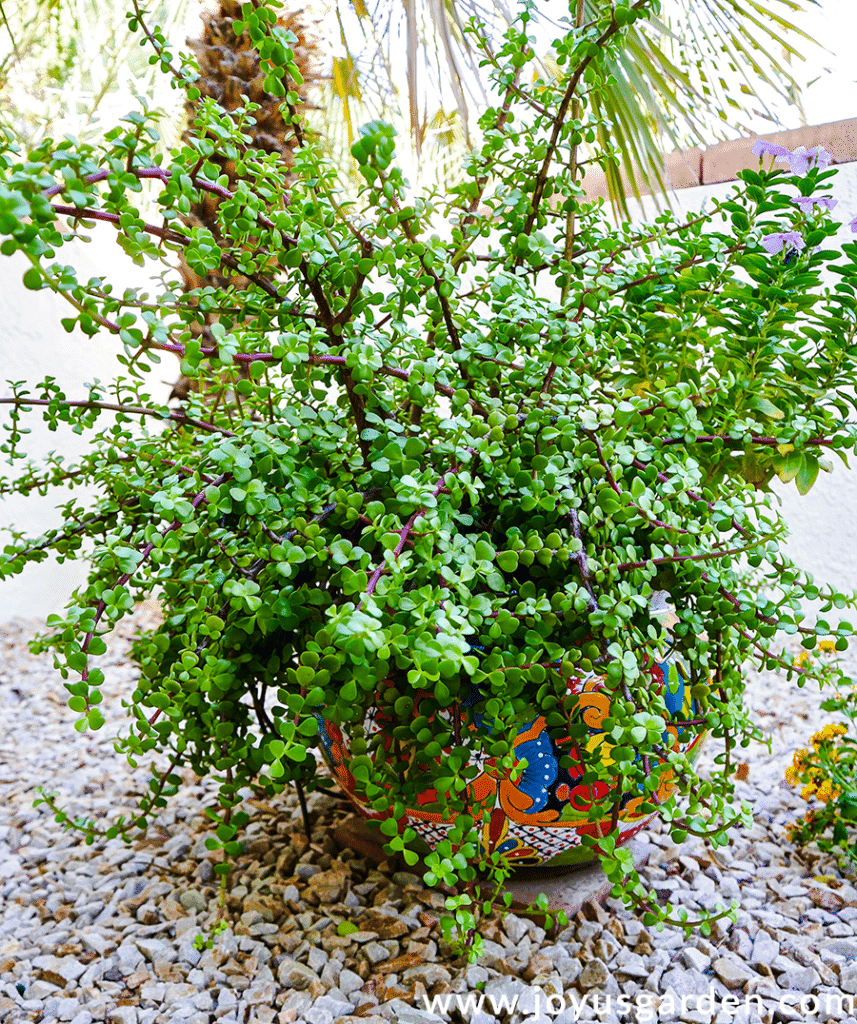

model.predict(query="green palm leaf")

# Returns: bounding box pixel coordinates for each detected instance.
[326,0,817,212]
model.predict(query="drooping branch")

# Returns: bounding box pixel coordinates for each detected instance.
[631,458,752,541]
[700,572,816,637]
[0,396,235,436]
[78,472,230,693]
[49,202,288,304]
[588,432,692,536]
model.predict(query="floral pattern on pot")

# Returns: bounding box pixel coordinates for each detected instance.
[316,653,705,867]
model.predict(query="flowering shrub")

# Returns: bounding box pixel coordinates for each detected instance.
[751,140,833,177]
[2,0,857,954]
[786,700,857,872]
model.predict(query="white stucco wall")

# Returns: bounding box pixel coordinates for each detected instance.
[0,237,170,622]
[2,163,857,622]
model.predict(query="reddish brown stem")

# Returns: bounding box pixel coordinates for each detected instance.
[589,433,691,535]
[359,467,461,608]
[662,433,833,448]
[0,396,235,435]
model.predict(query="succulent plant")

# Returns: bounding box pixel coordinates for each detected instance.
[2,0,856,956]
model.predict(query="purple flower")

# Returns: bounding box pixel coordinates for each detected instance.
[811,145,834,171]
[761,231,805,256]
[788,145,833,175]
[752,139,834,175]
[791,196,838,213]
[752,139,792,161]
[851,216,857,235]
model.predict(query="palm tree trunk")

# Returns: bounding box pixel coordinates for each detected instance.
[170,0,321,400]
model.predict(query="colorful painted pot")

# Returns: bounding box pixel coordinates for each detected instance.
[316,654,705,868]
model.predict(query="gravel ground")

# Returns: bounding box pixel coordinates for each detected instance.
[1,606,857,1024]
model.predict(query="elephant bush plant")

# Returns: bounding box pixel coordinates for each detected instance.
[2,0,857,954]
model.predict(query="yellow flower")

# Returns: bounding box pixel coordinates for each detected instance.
[812,723,846,743]
[818,639,837,653]
[801,782,817,801]
[816,780,840,803]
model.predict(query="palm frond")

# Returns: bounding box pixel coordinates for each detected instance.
[325,0,816,215]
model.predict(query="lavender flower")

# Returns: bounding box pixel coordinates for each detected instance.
[789,145,833,175]
[761,231,805,256]
[791,196,838,213]
[752,139,834,176]
[752,139,792,161]
[851,216,857,235]
[815,146,833,171]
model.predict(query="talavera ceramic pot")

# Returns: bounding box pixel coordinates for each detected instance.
[317,653,705,868]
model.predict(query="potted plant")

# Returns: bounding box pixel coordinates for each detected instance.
[1,0,856,954]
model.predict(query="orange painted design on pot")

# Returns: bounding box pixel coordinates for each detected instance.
[315,653,707,866]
